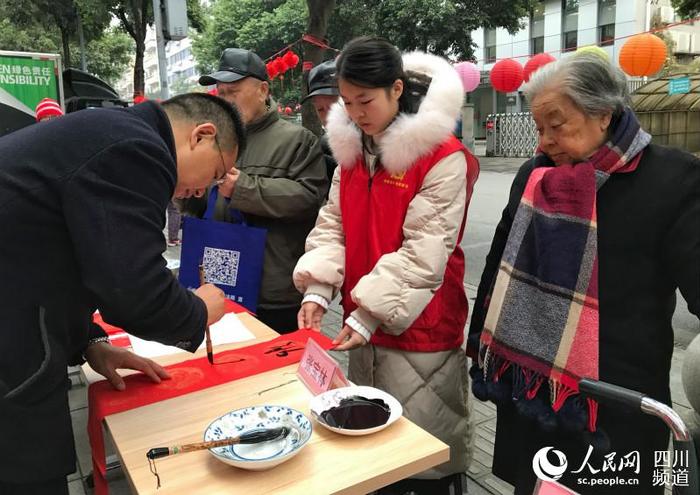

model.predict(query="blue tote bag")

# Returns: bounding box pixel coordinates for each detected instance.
[178,187,267,312]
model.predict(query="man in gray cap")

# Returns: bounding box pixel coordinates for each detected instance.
[186,48,327,334]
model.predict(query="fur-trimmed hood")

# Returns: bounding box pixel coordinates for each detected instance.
[326,51,464,174]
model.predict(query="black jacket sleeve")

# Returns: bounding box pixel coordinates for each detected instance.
[662,153,700,319]
[61,138,206,351]
[467,160,535,358]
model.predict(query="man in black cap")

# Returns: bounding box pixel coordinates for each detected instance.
[187,48,327,334]
[303,60,339,127]
[303,60,339,189]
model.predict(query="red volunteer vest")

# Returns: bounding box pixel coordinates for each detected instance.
[339,135,478,352]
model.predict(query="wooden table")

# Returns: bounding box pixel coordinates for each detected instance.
[90,315,450,494]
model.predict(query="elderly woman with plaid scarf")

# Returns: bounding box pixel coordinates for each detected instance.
[467,53,699,495]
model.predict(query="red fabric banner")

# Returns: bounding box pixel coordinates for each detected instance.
[87,326,332,495]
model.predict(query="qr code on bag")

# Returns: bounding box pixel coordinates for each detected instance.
[203,247,240,287]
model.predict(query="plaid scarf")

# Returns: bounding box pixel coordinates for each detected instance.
[477,108,650,434]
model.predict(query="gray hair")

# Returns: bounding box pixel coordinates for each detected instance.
[523,53,630,118]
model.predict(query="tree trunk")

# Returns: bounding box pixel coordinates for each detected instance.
[302,0,336,135]
[60,26,71,69]
[127,0,150,98]
[77,12,87,71]
[133,39,145,97]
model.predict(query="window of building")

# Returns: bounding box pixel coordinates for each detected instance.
[485,28,497,63]
[564,30,578,50]
[531,1,545,54]
[599,23,615,46]
[598,0,616,47]
[532,36,545,54]
[562,0,579,51]
[167,48,192,66]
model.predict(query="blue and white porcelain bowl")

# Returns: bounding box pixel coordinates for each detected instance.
[203,405,312,470]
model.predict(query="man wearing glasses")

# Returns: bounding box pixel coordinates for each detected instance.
[183,48,328,334]
[0,93,245,494]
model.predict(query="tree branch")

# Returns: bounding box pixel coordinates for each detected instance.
[115,7,136,40]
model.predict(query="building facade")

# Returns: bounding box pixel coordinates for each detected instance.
[469,0,700,138]
[114,27,199,101]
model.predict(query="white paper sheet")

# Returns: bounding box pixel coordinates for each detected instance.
[129,313,255,358]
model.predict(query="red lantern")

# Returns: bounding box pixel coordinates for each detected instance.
[523,53,556,82]
[277,104,283,113]
[207,88,218,96]
[283,50,299,68]
[284,106,292,115]
[280,58,292,72]
[272,58,286,74]
[489,58,524,93]
[266,62,277,79]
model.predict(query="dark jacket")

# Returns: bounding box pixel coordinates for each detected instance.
[0,102,207,483]
[320,133,337,195]
[183,108,327,310]
[468,144,700,495]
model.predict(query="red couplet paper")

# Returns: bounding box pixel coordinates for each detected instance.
[87,327,332,495]
[297,338,349,395]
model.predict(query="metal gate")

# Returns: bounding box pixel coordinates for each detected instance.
[486,112,538,158]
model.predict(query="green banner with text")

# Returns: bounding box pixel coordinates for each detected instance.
[0,55,58,111]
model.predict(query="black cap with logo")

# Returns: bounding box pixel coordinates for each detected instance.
[199,48,269,86]
[302,60,339,102]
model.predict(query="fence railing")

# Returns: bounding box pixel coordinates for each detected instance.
[486,112,538,158]
[483,79,649,157]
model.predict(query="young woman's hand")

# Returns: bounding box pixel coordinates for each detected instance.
[298,301,325,330]
[332,324,367,351]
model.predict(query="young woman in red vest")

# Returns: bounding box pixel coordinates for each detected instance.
[294,37,479,493]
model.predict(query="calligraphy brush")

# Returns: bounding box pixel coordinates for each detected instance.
[198,263,214,365]
[146,427,290,460]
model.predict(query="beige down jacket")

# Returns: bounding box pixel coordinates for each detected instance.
[293,51,477,478]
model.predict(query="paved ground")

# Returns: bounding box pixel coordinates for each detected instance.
[65,143,695,494]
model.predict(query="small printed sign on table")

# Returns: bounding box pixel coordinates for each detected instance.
[533,479,579,495]
[297,338,349,395]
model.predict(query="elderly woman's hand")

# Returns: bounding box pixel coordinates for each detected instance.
[332,324,367,351]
